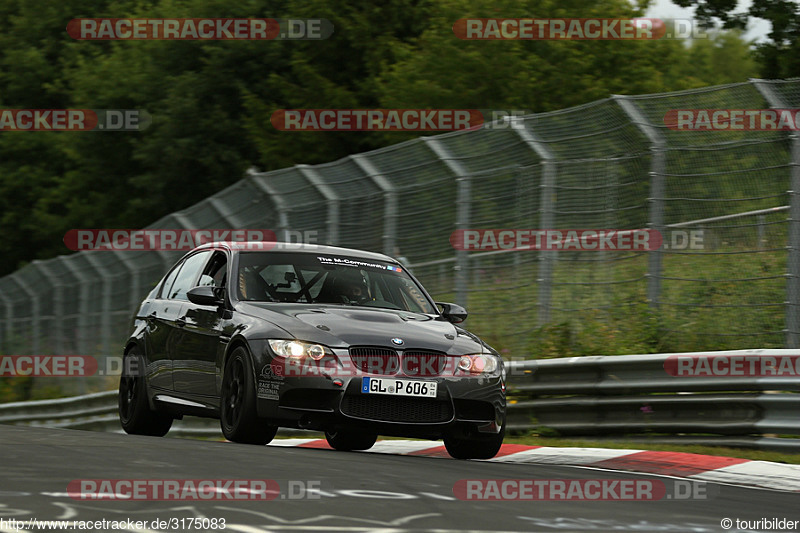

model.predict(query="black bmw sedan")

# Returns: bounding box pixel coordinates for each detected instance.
[119,242,506,459]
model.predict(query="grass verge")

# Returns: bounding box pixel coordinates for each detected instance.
[504,435,800,464]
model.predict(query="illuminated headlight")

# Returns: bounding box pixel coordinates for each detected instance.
[268,340,329,360]
[458,354,499,375]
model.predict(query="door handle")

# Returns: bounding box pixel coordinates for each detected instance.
[176,316,187,327]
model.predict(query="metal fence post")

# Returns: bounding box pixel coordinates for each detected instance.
[8,273,39,355]
[515,124,556,326]
[422,136,470,308]
[0,286,12,353]
[350,154,397,256]
[110,251,142,328]
[150,214,193,296]
[36,259,88,394]
[297,165,339,246]
[615,96,667,309]
[454,175,470,307]
[172,212,196,232]
[31,261,64,354]
[537,161,557,325]
[180,200,243,235]
[751,79,800,348]
[247,168,291,241]
[58,257,90,362]
[208,197,245,228]
[82,255,113,358]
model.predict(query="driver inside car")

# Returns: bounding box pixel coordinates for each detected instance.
[334,272,371,304]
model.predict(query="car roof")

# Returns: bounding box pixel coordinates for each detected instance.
[195,241,398,263]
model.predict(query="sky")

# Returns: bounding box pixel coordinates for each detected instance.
[646,0,773,42]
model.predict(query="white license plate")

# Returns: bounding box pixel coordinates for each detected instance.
[361,377,437,398]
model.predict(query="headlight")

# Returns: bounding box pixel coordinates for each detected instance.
[268,339,329,361]
[458,354,499,375]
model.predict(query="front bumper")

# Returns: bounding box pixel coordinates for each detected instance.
[255,366,505,438]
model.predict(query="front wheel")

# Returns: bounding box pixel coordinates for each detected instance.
[444,421,505,460]
[220,347,278,445]
[118,348,173,437]
[324,430,377,451]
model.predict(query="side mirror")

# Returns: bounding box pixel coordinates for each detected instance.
[436,302,468,324]
[187,285,224,307]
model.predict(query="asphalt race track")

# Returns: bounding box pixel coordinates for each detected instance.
[0,425,798,532]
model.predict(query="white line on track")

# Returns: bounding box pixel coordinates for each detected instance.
[0,524,691,533]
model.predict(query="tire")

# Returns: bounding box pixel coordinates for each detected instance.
[444,419,506,460]
[324,430,377,451]
[220,346,278,445]
[118,348,173,437]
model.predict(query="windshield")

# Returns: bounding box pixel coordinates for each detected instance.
[236,252,436,314]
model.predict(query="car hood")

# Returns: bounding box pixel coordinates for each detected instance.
[238,303,483,354]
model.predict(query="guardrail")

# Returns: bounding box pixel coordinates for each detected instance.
[0,390,315,439]
[506,349,800,452]
[1,349,798,452]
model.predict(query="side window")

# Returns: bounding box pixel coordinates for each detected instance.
[158,261,185,300]
[167,251,213,301]
[199,251,228,288]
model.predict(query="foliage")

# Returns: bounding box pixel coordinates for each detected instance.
[0,0,761,277]
[671,0,800,77]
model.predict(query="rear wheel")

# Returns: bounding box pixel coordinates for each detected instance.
[118,348,173,437]
[444,419,505,460]
[220,346,278,445]
[324,430,377,451]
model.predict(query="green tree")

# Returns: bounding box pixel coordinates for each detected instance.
[671,0,800,77]
[376,0,758,144]
[0,0,765,277]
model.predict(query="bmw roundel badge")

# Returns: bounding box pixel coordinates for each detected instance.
[391,337,404,346]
